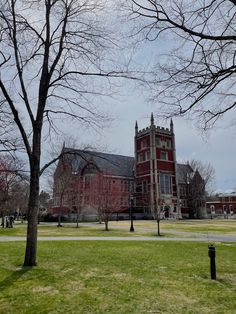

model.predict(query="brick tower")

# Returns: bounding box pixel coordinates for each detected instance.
[134,113,181,218]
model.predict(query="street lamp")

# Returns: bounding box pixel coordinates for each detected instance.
[130,195,134,232]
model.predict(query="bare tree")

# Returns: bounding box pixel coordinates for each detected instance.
[53,155,74,227]
[129,0,236,129]
[89,171,124,231]
[0,154,28,227]
[0,1,132,266]
[9,181,29,218]
[179,160,215,218]
[71,178,84,228]
[38,190,52,223]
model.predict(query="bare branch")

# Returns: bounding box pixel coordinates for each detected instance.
[129,0,236,129]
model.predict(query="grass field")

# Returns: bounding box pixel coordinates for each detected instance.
[0,240,236,314]
[112,219,236,235]
[0,222,159,238]
[0,219,235,238]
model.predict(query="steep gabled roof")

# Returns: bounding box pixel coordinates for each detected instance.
[62,148,134,178]
[176,163,193,184]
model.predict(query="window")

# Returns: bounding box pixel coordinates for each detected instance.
[179,185,187,196]
[138,153,143,162]
[141,139,147,149]
[84,174,93,188]
[129,181,134,193]
[136,184,142,194]
[210,205,215,214]
[138,151,149,163]
[142,181,148,193]
[155,137,160,147]
[160,173,172,194]
[156,137,172,149]
[160,151,168,160]
[166,140,172,149]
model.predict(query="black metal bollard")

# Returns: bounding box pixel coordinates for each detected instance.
[208,244,216,280]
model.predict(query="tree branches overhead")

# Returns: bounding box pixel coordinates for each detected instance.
[0,0,128,153]
[130,0,236,129]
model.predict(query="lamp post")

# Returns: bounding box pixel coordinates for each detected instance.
[130,195,134,232]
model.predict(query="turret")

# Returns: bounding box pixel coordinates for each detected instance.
[150,112,154,128]
[135,120,138,135]
[170,118,174,133]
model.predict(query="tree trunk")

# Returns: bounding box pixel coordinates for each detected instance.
[96,207,102,224]
[104,219,109,231]
[76,211,79,228]
[23,165,40,266]
[1,211,4,228]
[57,214,62,227]
[157,218,161,236]
[23,126,42,267]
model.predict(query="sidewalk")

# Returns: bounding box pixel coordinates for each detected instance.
[0,235,235,242]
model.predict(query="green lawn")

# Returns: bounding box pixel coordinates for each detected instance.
[111,219,236,235]
[0,219,235,238]
[0,241,235,313]
[0,222,162,238]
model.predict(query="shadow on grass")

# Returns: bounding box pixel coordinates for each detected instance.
[0,267,31,292]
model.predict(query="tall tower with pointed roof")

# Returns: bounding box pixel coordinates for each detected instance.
[134,113,181,218]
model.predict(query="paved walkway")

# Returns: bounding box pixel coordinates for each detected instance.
[0,235,235,242]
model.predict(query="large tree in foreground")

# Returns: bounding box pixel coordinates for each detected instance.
[0,0,129,266]
[130,0,236,129]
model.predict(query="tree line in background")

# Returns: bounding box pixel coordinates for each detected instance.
[0,155,29,227]
[0,154,53,227]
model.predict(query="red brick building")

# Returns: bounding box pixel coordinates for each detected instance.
[52,114,202,219]
[134,114,181,218]
[52,149,134,219]
[206,193,236,217]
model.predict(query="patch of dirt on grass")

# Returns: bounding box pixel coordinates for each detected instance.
[32,286,59,295]
[111,272,130,280]
[221,273,236,286]
[83,268,99,278]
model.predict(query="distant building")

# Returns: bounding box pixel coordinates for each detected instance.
[52,114,205,219]
[206,192,236,217]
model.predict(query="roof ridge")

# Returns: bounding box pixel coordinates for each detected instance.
[64,147,134,159]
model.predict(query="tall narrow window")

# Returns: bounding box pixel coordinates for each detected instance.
[142,181,148,193]
[160,173,172,194]
[141,139,147,149]
[155,137,161,147]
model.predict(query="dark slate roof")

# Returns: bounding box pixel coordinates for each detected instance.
[61,148,191,182]
[176,163,193,183]
[62,148,134,178]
